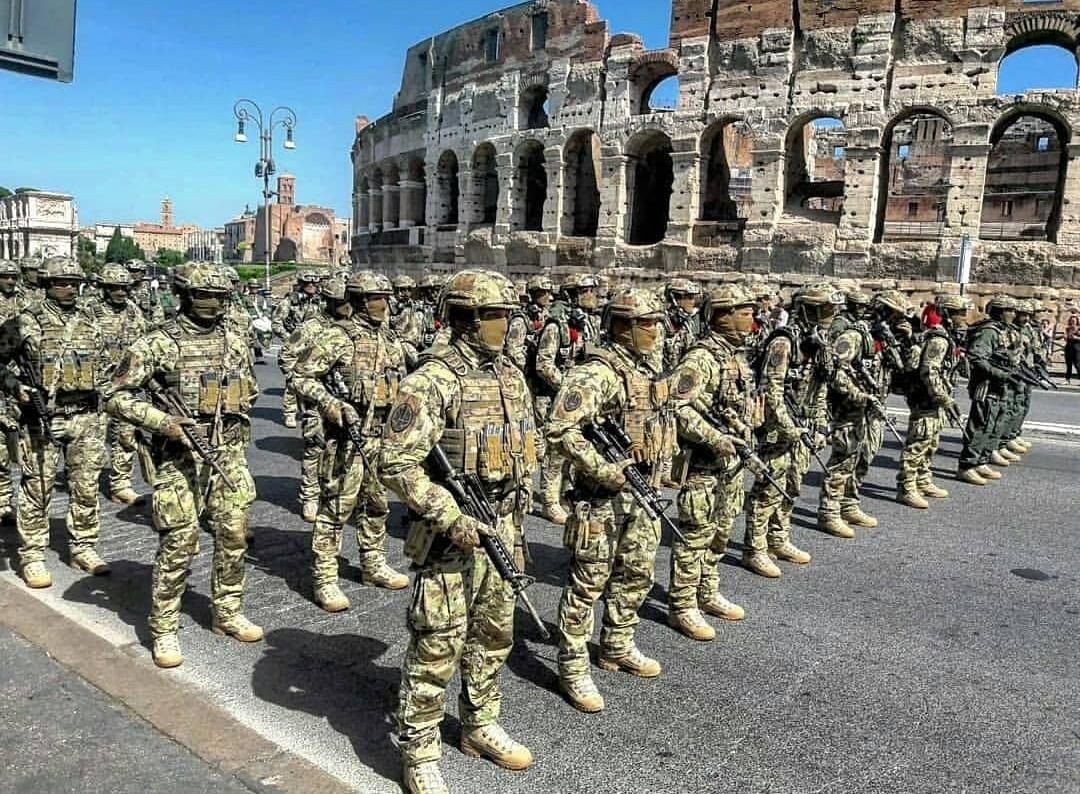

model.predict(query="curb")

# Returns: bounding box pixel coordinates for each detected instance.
[0,576,356,794]
[885,409,1080,441]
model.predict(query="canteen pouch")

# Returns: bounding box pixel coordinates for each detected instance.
[198,373,221,415]
[404,520,439,566]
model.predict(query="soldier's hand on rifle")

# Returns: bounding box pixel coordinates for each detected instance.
[160,416,196,445]
[448,514,488,551]
[866,396,887,419]
[324,399,360,428]
[595,459,632,491]
[13,383,34,405]
[782,425,810,445]
[714,435,737,458]
[812,431,829,451]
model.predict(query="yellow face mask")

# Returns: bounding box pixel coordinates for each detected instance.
[475,309,510,353]
[365,296,389,323]
[576,288,598,311]
[713,306,755,343]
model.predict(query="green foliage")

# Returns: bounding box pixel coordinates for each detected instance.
[104,226,145,264]
[155,249,186,267]
[235,263,299,282]
[0,187,11,199]
[76,235,101,273]
[13,187,39,194]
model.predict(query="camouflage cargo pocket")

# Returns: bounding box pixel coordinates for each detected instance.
[152,479,196,532]
[408,572,467,632]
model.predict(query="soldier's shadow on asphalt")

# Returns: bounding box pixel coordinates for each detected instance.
[250,405,286,424]
[254,434,303,462]
[251,627,402,784]
[249,475,303,517]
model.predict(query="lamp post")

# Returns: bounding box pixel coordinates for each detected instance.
[232,100,297,293]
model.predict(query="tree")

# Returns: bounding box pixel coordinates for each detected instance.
[104,226,144,263]
[76,235,100,273]
[156,248,185,268]
[13,187,39,194]
[0,187,11,200]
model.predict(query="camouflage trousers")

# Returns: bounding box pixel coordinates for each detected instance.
[539,451,570,513]
[670,465,744,612]
[898,409,943,492]
[746,441,810,552]
[106,417,138,494]
[819,413,866,519]
[398,514,517,766]
[856,415,884,494]
[17,412,104,566]
[149,433,256,637]
[299,405,324,506]
[533,395,551,462]
[557,491,661,679]
[0,425,15,513]
[959,393,1007,470]
[312,435,389,587]
[282,377,298,422]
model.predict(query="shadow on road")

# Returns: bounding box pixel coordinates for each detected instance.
[254,434,304,462]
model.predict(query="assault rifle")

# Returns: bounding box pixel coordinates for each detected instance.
[145,378,237,491]
[583,418,688,545]
[325,369,366,446]
[943,401,965,428]
[427,444,550,640]
[782,391,830,470]
[842,359,905,444]
[16,353,57,445]
[702,409,792,505]
[978,351,1058,392]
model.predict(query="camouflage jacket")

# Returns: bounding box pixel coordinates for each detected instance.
[534,304,599,395]
[271,293,322,339]
[131,283,168,327]
[907,325,958,412]
[84,296,148,370]
[663,309,700,374]
[756,326,831,444]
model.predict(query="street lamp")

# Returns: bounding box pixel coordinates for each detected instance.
[232,99,297,292]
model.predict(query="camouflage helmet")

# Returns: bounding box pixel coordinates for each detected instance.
[873,289,911,315]
[347,270,393,296]
[1016,298,1039,315]
[986,293,1019,311]
[297,270,321,285]
[419,273,443,291]
[667,277,702,297]
[562,273,599,291]
[40,256,85,282]
[527,274,555,293]
[173,262,230,293]
[703,284,754,322]
[0,259,19,276]
[748,281,774,301]
[846,290,872,307]
[392,274,416,290]
[441,269,517,316]
[125,259,147,275]
[222,265,240,284]
[19,256,42,272]
[98,263,134,287]
[321,276,348,302]
[935,293,969,313]
[603,287,665,325]
[794,282,845,307]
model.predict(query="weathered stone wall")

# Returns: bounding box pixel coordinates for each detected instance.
[351,0,1080,300]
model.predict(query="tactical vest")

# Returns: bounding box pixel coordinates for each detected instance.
[339,319,404,435]
[159,321,255,418]
[684,335,757,470]
[26,302,99,406]
[423,344,537,488]
[92,300,142,366]
[0,292,20,323]
[907,326,957,411]
[419,303,438,348]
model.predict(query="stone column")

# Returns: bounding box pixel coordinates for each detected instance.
[937,138,990,280]
[398,179,421,228]
[837,144,879,244]
[358,192,370,230]
[668,144,700,245]
[1053,142,1080,247]
[598,150,629,241]
[740,142,783,272]
[458,162,477,229]
[369,187,383,232]
[495,151,514,237]
[383,185,400,229]
[543,145,564,234]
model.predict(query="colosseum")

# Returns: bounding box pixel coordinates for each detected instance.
[350,0,1080,300]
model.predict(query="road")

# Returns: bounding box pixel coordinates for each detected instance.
[1,361,1078,794]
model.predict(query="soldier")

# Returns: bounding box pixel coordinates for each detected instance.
[666,284,758,641]
[662,278,702,373]
[0,257,110,588]
[104,263,262,668]
[1000,299,1041,457]
[743,284,839,577]
[19,257,44,305]
[379,269,537,793]
[272,271,323,428]
[0,260,24,522]
[391,275,422,358]
[534,273,601,525]
[546,287,674,714]
[128,260,167,326]
[222,266,256,353]
[504,274,554,374]
[957,294,1018,485]
[280,277,345,524]
[290,271,409,612]
[897,294,968,506]
[87,264,148,504]
[415,273,444,351]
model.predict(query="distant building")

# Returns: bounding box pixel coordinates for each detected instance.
[224,206,257,262]
[0,189,78,259]
[92,222,136,255]
[133,198,184,257]
[185,227,225,263]
[251,175,347,265]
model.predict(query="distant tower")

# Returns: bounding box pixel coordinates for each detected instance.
[277,175,295,207]
[161,197,174,228]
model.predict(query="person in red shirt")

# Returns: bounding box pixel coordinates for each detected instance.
[921,301,942,328]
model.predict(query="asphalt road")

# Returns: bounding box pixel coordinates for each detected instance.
[1,361,1078,794]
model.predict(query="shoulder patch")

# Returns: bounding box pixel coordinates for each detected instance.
[676,371,697,396]
[389,399,417,434]
[563,389,583,413]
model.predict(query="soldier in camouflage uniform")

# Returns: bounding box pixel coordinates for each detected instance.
[547,288,675,714]
[504,274,553,374]
[957,294,1018,484]
[662,278,702,373]
[534,273,601,525]
[0,260,26,522]
[222,266,257,353]
[19,257,44,305]
[743,284,839,577]
[391,275,422,367]
[104,263,262,669]
[87,264,149,504]
[414,273,444,351]
[897,294,968,506]
[291,271,410,612]
[1000,299,1041,457]
[128,260,168,327]
[379,269,537,794]
[272,271,323,428]
[666,285,759,641]
[0,257,110,588]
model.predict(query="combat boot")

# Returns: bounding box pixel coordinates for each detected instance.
[540,505,568,526]
[1006,439,1027,456]
[700,594,746,621]
[957,468,987,486]
[70,549,111,576]
[152,633,183,669]
[315,584,351,613]
[0,505,13,525]
[897,489,929,509]
[818,515,855,539]
[284,415,298,429]
[919,481,950,499]
[976,464,1003,481]
[842,507,879,528]
[1017,437,1033,451]
[21,562,52,589]
[301,499,318,523]
[361,560,409,591]
[999,447,1022,463]
[598,646,661,678]
[667,609,716,642]
[989,450,1012,467]
[559,675,605,713]
[403,762,449,794]
[212,614,264,643]
[110,487,141,506]
[769,542,812,565]
[742,550,782,578]
[460,724,535,771]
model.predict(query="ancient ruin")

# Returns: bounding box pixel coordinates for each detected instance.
[350,0,1080,295]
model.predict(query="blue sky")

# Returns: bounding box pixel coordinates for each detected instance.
[0,1,1069,229]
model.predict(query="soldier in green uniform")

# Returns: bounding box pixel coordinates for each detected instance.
[743,284,838,577]
[19,257,44,305]
[1000,299,1041,457]
[272,271,323,428]
[128,260,167,327]
[0,260,24,522]
[290,271,409,612]
[0,257,110,588]
[87,264,149,504]
[666,284,758,640]
[897,294,968,506]
[104,263,262,669]
[534,273,601,525]
[547,288,675,714]
[662,278,702,373]
[379,269,537,794]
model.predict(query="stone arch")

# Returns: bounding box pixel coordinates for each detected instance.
[369,168,385,230]
[873,108,955,242]
[625,129,674,245]
[783,113,847,223]
[472,143,500,225]
[406,157,427,227]
[511,139,547,232]
[520,83,550,130]
[699,118,753,221]
[629,50,679,115]
[980,108,1070,243]
[435,150,460,227]
[562,129,601,237]
[382,162,401,228]
[1003,11,1080,56]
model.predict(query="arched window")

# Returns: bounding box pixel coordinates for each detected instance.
[407,157,427,227]
[629,54,680,115]
[784,116,846,223]
[520,85,550,130]
[998,18,1078,94]
[700,120,753,221]
[875,112,954,242]
[435,151,460,227]
[472,143,499,225]
[626,130,674,245]
[563,130,601,237]
[512,140,547,232]
[980,113,1067,243]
